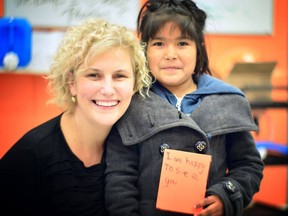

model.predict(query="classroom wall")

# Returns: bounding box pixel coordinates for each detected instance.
[0,0,3,15]
[1,0,288,208]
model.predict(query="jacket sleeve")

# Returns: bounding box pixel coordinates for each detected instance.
[206,131,264,216]
[105,126,140,216]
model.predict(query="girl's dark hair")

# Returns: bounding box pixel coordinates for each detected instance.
[137,0,211,82]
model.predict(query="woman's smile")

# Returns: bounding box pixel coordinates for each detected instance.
[92,100,119,107]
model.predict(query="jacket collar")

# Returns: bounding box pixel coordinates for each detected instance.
[151,74,244,114]
[115,91,206,146]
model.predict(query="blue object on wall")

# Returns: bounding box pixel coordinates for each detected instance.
[0,17,32,68]
[256,141,288,155]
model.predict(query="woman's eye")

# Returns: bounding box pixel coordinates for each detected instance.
[114,74,127,79]
[87,73,100,78]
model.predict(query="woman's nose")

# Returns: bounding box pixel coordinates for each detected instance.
[100,78,115,95]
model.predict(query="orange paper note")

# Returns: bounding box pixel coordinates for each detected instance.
[156,149,212,214]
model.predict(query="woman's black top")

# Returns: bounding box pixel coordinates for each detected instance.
[0,114,107,216]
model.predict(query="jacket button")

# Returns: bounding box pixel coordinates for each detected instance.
[159,143,170,155]
[194,141,207,153]
[225,181,236,194]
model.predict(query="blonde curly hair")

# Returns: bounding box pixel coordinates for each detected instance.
[46,19,151,109]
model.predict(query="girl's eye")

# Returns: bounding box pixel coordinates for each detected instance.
[178,41,189,46]
[152,41,164,46]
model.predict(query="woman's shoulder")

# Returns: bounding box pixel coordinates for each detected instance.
[6,114,64,155]
[22,114,62,141]
[0,114,65,170]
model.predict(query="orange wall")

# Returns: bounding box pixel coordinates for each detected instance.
[0,74,61,156]
[0,0,3,16]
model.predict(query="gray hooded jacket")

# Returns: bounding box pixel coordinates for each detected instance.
[105,91,264,216]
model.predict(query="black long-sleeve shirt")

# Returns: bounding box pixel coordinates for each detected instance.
[0,114,107,216]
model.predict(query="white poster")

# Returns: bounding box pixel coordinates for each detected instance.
[5,0,139,30]
[194,0,273,35]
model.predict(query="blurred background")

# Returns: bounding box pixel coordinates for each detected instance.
[0,0,287,215]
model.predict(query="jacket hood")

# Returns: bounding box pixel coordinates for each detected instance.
[192,94,258,136]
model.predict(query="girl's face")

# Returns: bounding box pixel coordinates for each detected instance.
[69,47,135,127]
[147,22,197,97]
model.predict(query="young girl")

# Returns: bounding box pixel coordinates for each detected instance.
[105,1,264,216]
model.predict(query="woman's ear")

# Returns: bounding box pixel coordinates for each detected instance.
[68,71,77,96]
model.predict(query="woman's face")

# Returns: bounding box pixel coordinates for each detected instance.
[69,47,135,127]
[147,22,197,96]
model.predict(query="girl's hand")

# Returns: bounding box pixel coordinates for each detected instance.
[194,195,224,216]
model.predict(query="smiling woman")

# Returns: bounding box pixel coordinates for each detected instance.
[0,18,151,216]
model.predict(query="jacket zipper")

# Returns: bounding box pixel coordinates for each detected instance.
[175,96,183,119]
